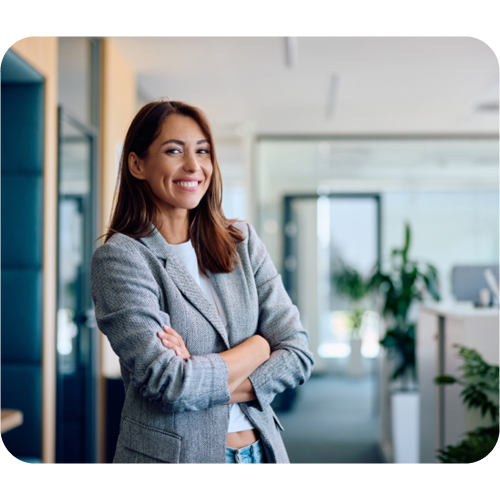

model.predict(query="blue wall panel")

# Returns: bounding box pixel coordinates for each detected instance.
[1,269,43,363]
[1,55,44,461]
[1,49,44,84]
[1,175,43,268]
[1,364,42,458]
[1,84,44,174]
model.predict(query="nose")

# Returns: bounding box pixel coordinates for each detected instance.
[183,150,201,173]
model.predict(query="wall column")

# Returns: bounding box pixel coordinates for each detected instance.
[99,37,137,461]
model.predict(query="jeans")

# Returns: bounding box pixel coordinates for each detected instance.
[225,439,266,463]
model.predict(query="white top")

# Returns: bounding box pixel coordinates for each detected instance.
[169,239,254,433]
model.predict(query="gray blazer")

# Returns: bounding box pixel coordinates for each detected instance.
[90,221,314,463]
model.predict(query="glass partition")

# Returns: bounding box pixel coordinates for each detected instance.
[56,108,98,463]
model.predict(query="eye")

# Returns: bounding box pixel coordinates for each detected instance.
[166,148,181,154]
[197,148,210,154]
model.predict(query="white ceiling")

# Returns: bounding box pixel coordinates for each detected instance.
[111,37,499,138]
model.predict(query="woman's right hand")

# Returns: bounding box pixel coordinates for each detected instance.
[157,325,191,360]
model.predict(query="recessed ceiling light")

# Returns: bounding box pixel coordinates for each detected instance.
[474,102,499,113]
[285,37,298,68]
[326,74,340,119]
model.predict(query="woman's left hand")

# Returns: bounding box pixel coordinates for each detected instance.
[157,325,191,360]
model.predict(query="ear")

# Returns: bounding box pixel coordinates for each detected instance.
[128,152,146,180]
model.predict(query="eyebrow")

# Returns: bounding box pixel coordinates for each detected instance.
[161,139,210,147]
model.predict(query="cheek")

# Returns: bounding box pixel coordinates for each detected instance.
[148,172,173,198]
[205,164,214,181]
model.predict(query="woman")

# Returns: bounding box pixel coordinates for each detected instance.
[90,100,314,463]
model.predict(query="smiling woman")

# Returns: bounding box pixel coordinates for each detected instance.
[92,99,314,463]
[104,100,244,274]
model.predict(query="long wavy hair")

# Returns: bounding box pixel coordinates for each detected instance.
[102,100,244,275]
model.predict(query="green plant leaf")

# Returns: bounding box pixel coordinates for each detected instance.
[436,425,499,463]
[401,223,411,263]
[368,223,440,384]
[435,346,499,461]
[331,260,370,302]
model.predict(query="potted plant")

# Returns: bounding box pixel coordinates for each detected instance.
[434,345,499,463]
[331,262,371,377]
[368,223,440,462]
[368,223,440,387]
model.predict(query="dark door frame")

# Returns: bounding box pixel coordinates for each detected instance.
[56,106,100,463]
[282,192,381,306]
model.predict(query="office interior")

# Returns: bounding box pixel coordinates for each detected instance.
[1,36,498,464]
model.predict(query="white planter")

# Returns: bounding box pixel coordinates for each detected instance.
[391,391,420,463]
[347,337,364,377]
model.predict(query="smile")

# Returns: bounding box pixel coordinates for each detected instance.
[173,180,202,192]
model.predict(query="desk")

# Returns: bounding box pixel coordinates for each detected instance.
[416,302,499,462]
[1,409,24,433]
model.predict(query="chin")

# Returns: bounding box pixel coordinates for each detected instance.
[177,197,205,210]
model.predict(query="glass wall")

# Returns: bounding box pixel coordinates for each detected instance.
[383,190,499,301]
[58,38,92,125]
[56,37,100,463]
[255,137,499,369]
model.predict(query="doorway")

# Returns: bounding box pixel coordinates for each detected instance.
[283,193,381,374]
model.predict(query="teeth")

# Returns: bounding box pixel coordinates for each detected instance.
[175,181,198,187]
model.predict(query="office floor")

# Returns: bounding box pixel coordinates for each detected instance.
[275,374,384,463]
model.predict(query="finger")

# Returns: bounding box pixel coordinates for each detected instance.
[160,328,188,357]
[164,324,180,338]
[170,329,186,346]
[162,325,187,347]
[163,333,182,348]
[157,330,173,340]
[161,338,181,356]
[156,332,181,347]
[159,337,180,351]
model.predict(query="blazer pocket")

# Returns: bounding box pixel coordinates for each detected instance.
[270,407,285,432]
[121,417,182,463]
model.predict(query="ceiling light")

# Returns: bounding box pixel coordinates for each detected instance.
[326,74,340,119]
[474,102,499,113]
[285,37,298,68]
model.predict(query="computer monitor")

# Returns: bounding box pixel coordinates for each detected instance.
[451,265,499,302]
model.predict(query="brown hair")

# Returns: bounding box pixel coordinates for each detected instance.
[102,100,244,275]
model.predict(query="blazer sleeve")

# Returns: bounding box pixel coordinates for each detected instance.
[245,223,315,409]
[90,239,230,414]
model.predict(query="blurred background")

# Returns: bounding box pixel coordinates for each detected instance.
[1,36,498,464]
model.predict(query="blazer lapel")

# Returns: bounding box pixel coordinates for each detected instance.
[139,228,230,349]
[165,257,230,349]
[207,267,245,347]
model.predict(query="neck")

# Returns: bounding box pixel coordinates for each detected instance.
[157,208,190,245]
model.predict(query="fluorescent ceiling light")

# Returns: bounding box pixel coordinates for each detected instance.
[326,74,340,118]
[285,37,298,68]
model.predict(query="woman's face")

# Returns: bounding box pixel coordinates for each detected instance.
[129,113,213,214]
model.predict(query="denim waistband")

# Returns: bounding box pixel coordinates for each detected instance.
[225,439,264,463]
